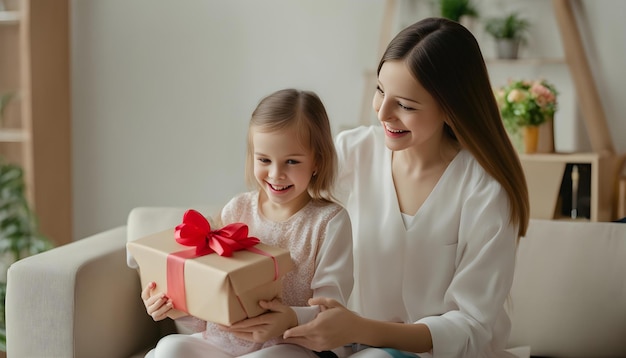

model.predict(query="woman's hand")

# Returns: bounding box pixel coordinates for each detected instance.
[141,281,173,321]
[283,297,361,351]
[221,299,298,343]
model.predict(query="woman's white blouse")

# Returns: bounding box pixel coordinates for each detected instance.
[335,125,518,358]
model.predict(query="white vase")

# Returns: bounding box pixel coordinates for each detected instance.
[495,39,521,59]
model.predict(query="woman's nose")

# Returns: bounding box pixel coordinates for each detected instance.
[375,96,393,122]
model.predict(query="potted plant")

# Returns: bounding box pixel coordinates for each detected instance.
[484,12,530,59]
[439,0,479,31]
[440,0,478,21]
[494,78,558,153]
[0,157,53,351]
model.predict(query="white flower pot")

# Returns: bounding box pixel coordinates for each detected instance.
[495,39,521,59]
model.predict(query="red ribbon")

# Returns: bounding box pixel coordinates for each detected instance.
[174,209,260,256]
[166,209,268,314]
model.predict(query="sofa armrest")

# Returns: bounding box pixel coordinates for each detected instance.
[6,226,161,358]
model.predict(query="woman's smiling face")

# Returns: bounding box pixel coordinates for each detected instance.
[373,60,448,152]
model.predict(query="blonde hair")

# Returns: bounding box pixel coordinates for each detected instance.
[380,18,529,237]
[245,88,337,203]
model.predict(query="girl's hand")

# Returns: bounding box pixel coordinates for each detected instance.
[141,281,173,321]
[283,297,360,352]
[221,299,298,343]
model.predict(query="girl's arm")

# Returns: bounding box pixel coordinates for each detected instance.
[141,281,207,333]
[141,281,174,321]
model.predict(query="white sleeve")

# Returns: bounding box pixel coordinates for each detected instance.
[334,127,367,205]
[219,196,237,225]
[418,182,518,357]
[292,208,354,325]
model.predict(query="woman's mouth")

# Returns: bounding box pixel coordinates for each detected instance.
[384,123,409,135]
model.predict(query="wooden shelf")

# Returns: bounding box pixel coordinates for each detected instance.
[0,11,20,24]
[485,57,567,65]
[0,128,28,142]
[520,152,600,162]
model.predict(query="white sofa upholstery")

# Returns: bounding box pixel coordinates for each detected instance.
[5,207,626,358]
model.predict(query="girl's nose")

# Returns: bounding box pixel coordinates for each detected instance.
[268,164,284,180]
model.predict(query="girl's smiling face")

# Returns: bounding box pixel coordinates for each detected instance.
[373,60,448,152]
[252,125,316,215]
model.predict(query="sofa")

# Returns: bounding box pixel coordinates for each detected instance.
[5,206,626,358]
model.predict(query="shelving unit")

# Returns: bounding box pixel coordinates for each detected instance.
[485,57,567,66]
[522,0,623,221]
[361,0,624,222]
[0,0,72,245]
[519,152,620,222]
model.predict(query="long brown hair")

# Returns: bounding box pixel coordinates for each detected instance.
[245,88,337,203]
[379,17,529,237]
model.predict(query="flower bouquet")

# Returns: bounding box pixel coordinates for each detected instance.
[495,78,558,153]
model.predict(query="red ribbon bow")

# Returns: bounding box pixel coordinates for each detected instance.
[174,209,260,256]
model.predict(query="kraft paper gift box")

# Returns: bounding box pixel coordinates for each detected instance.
[127,210,294,326]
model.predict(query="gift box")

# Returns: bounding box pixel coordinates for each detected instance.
[127,210,294,325]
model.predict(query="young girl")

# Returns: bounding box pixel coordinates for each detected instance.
[283,18,530,358]
[142,88,353,358]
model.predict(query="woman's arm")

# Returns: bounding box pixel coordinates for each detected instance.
[285,183,517,356]
[292,208,354,325]
[283,297,433,353]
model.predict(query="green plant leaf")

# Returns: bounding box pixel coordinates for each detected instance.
[484,12,530,40]
[440,0,478,22]
[0,157,54,349]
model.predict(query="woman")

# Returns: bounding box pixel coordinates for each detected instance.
[283,17,529,358]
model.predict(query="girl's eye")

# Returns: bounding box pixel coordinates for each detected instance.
[257,158,270,164]
[286,159,300,165]
[376,86,384,95]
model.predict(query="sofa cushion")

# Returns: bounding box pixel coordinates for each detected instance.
[507,219,626,357]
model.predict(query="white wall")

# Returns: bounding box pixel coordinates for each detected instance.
[71,0,626,240]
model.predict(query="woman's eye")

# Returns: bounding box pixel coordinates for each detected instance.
[257,158,270,163]
[376,86,384,95]
[398,102,415,111]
